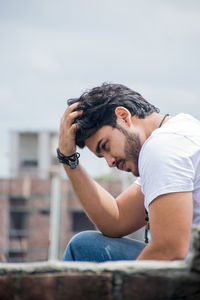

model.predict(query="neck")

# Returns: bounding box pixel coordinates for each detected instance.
[145,113,171,138]
[131,113,171,145]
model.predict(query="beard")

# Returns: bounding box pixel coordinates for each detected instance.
[116,125,142,176]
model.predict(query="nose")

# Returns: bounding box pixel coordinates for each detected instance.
[105,154,116,168]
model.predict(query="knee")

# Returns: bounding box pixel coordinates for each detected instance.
[68,230,100,248]
[63,230,100,261]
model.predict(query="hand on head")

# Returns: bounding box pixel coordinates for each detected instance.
[58,102,82,156]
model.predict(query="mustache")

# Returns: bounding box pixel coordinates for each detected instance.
[116,159,124,169]
[116,159,131,172]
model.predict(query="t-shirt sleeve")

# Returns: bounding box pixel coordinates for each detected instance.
[139,133,195,211]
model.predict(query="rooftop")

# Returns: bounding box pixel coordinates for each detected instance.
[0,225,199,300]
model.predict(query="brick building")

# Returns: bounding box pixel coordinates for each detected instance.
[0,130,124,262]
[0,176,122,263]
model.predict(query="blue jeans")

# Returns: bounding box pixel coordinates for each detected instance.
[63,230,146,262]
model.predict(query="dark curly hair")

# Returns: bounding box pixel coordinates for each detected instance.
[67,83,159,148]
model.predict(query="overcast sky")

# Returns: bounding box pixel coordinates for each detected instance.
[0,0,200,177]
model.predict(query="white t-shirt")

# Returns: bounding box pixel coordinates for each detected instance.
[135,113,200,256]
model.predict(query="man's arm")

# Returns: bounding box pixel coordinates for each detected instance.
[137,191,193,260]
[64,164,145,237]
[58,103,146,237]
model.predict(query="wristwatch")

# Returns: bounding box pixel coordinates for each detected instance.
[56,148,80,170]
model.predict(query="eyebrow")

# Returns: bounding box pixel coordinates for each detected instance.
[96,138,103,154]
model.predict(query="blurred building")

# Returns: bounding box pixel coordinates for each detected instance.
[10,131,58,179]
[0,130,123,262]
[0,176,122,262]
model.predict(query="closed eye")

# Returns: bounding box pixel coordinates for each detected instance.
[95,139,109,158]
[102,141,109,152]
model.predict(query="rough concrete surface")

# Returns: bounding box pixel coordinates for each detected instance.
[0,225,199,300]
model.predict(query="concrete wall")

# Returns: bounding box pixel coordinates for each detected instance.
[0,226,199,300]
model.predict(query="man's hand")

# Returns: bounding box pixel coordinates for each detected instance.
[58,102,82,156]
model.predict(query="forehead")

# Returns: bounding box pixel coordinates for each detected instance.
[85,125,113,153]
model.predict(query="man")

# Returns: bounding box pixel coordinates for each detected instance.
[58,83,200,261]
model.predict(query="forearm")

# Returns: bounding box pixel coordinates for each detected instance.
[64,163,121,236]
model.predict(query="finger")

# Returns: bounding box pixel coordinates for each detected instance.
[61,103,81,123]
[61,108,81,125]
[65,110,82,127]
[66,124,79,141]
[66,101,81,114]
[70,123,79,134]
[66,111,79,127]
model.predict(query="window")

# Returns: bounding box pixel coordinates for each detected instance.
[21,160,38,167]
[9,211,29,238]
[9,197,29,238]
[8,250,26,263]
[9,197,26,207]
[72,211,95,232]
[19,132,38,171]
[38,208,50,215]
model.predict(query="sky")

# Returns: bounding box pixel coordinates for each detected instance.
[0,0,200,177]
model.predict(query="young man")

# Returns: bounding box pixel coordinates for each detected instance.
[58,83,200,261]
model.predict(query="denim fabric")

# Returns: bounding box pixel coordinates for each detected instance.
[63,230,146,262]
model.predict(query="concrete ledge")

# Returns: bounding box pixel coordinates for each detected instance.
[189,225,200,272]
[0,225,200,300]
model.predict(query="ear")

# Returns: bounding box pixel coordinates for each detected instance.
[115,107,132,127]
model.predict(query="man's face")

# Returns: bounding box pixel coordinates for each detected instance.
[85,124,142,177]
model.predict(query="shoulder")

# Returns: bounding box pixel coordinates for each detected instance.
[138,113,200,211]
[139,131,196,210]
[140,112,200,163]
[139,131,194,173]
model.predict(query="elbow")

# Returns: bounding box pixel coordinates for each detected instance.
[153,243,189,261]
[171,248,188,261]
[167,242,189,260]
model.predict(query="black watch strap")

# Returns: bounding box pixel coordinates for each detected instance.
[56,148,80,169]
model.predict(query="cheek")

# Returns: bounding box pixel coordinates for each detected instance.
[113,143,125,157]
[114,136,126,152]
